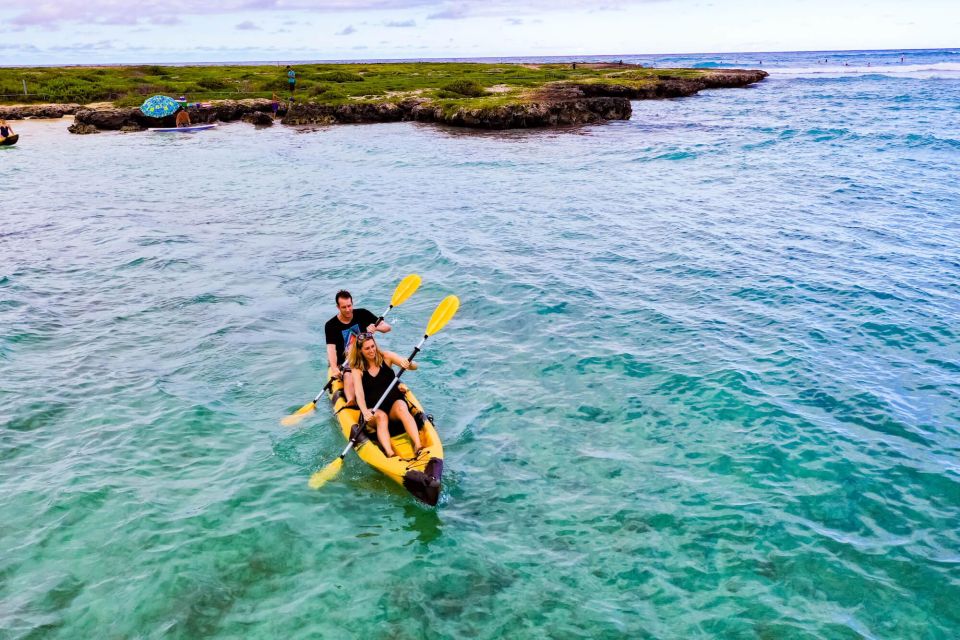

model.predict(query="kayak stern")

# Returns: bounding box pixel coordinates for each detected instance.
[403,457,444,506]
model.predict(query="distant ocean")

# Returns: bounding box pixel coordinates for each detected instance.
[2,48,959,639]
[376,47,960,78]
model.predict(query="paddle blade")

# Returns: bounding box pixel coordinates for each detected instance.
[280,401,316,427]
[426,295,460,337]
[391,274,421,308]
[308,458,344,489]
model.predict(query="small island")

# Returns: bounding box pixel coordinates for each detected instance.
[0,62,767,132]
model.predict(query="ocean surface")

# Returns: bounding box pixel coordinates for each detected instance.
[2,49,959,639]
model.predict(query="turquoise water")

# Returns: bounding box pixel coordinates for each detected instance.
[3,56,960,638]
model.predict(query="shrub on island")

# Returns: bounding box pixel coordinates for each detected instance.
[438,79,486,98]
[315,71,364,83]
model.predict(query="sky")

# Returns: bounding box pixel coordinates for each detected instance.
[0,0,957,65]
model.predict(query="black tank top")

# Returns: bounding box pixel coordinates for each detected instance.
[361,365,397,409]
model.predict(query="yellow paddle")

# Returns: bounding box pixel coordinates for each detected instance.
[281,274,421,427]
[308,295,460,489]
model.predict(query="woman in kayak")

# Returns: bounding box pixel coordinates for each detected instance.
[0,119,14,139]
[349,332,421,458]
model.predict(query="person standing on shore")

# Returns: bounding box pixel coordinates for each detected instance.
[286,66,297,95]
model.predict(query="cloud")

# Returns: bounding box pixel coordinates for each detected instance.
[236,21,261,30]
[506,18,523,25]
[6,0,639,28]
[427,6,469,20]
[96,15,140,25]
[0,42,40,51]
[337,25,357,35]
[49,39,116,51]
[385,19,416,27]
[149,16,183,26]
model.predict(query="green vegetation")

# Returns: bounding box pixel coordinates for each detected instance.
[0,62,725,108]
[315,71,364,83]
[438,79,485,98]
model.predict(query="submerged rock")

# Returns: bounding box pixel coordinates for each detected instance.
[67,123,100,134]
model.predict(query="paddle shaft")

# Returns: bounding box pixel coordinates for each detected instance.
[370,338,425,413]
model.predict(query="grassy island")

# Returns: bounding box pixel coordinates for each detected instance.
[0,62,767,131]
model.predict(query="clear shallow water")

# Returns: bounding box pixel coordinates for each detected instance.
[2,54,960,639]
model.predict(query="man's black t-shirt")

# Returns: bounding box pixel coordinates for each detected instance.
[324,308,378,364]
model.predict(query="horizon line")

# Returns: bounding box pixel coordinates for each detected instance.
[2,46,956,69]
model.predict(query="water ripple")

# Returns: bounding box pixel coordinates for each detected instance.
[2,69,960,638]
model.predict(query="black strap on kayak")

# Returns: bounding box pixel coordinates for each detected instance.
[335,402,359,415]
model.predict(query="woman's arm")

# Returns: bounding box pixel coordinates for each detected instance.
[352,369,372,420]
[384,350,417,371]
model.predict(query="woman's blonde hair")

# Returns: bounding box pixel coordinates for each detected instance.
[348,333,384,371]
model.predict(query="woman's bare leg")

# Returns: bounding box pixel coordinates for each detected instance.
[390,399,422,453]
[343,374,355,405]
[374,411,394,457]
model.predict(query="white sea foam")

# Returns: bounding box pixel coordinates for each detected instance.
[770,62,960,79]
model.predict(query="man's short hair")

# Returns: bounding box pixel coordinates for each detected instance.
[335,290,352,304]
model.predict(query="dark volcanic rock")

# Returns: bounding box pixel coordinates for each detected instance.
[283,96,630,129]
[242,111,274,126]
[0,103,82,120]
[69,97,278,133]
[281,101,406,125]
[74,108,142,130]
[415,97,631,129]
[565,69,769,100]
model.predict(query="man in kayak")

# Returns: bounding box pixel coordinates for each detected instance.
[325,290,390,404]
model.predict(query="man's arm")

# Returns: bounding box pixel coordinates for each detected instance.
[327,343,340,375]
[363,310,390,334]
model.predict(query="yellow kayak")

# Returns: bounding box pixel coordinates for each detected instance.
[327,367,444,505]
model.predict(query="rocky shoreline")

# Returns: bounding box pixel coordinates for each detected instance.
[0,69,767,133]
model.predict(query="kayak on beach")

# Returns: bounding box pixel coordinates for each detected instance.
[148,124,217,133]
[0,134,18,146]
